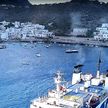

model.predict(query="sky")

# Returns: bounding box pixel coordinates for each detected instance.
[98,0,108,3]
[28,0,71,5]
[28,0,108,5]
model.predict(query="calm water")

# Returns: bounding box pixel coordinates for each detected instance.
[0,43,108,108]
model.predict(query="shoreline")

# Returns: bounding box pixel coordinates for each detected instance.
[52,36,108,47]
[2,36,108,47]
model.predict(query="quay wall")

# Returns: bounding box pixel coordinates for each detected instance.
[5,36,108,47]
[52,36,108,47]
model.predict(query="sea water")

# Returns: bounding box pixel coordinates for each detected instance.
[0,43,108,108]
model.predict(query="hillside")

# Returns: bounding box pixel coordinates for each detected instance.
[0,0,108,35]
[0,0,30,5]
[0,0,100,5]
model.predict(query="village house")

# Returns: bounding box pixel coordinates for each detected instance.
[94,23,108,40]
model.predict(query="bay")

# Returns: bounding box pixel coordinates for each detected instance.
[0,43,108,108]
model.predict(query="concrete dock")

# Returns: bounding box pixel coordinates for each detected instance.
[7,36,108,47]
[52,36,108,47]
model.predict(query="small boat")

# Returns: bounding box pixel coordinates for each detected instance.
[65,49,78,53]
[22,62,29,65]
[36,53,41,57]
[62,44,66,47]
[46,44,51,48]
[46,45,49,48]
[22,61,30,65]
[0,44,6,49]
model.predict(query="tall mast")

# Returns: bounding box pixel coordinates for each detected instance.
[54,71,62,99]
[96,51,101,78]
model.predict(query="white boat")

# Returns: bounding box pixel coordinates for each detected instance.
[65,49,78,53]
[22,60,30,65]
[36,53,41,57]
[0,44,6,49]
[46,44,51,48]
[30,56,108,108]
[22,62,29,65]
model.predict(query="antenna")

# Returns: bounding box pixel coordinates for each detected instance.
[96,51,102,78]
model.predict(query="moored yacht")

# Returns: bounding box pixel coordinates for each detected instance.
[65,49,78,53]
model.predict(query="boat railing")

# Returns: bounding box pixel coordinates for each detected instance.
[96,96,108,108]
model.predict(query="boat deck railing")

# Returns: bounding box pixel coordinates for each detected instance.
[96,96,108,108]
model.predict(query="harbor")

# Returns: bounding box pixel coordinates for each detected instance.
[0,0,108,108]
[0,21,108,48]
[0,42,108,108]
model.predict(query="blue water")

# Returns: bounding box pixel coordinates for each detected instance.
[0,43,108,108]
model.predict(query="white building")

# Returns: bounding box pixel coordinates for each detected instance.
[94,23,108,40]
[102,23,108,28]
[71,28,88,36]
[0,20,10,26]
[0,21,54,40]
[14,21,20,28]
[0,32,8,40]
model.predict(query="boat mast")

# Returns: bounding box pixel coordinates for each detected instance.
[96,51,101,78]
[54,71,62,99]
